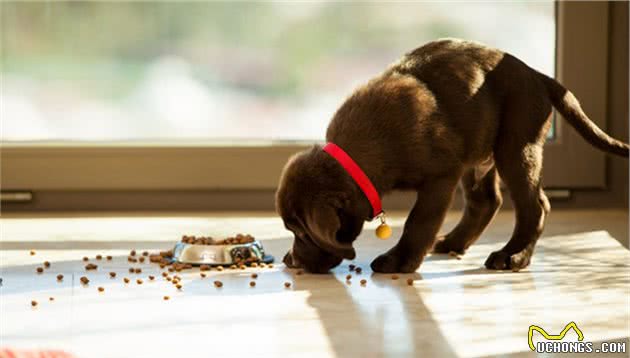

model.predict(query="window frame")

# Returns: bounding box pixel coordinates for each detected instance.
[1,2,615,210]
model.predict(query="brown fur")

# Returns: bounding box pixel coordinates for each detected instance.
[276,39,629,273]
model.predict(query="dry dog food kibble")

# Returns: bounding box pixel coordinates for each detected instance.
[142,251,149,257]
[36,267,44,274]
[360,279,367,286]
[249,281,256,287]
[85,263,98,271]
[83,257,89,262]
[149,275,155,281]
[406,278,414,286]
[163,296,170,301]
[44,261,51,268]
[96,255,102,260]
[200,273,207,278]
[130,250,136,256]
[106,255,113,261]
[176,284,182,290]
[251,273,258,279]
[31,300,37,307]
[213,280,223,288]
[250,262,258,268]
[56,274,64,281]
[134,268,142,274]
[349,264,356,271]
[98,287,104,292]
[162,272,168,277]
[268,264,274,268]
[200,264,210,272]
[229,265,237,270]
[217,266,224,271]
[345,274,352,280]
[166,277,172,282]
[129,268,135,273]
[30,250,36,256]
[109,272,117,278]
[391,275,399,280]
[355,267,362,274]
[80,276,90,284]
[123,277,130,283]
[284,282,291,288]
[139,257,145,263]
[49,297,55,301]
[137,279,143,285]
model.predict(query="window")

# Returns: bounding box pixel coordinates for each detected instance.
[2,2,555,142]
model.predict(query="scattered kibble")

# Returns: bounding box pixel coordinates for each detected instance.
[229,265,237,270]
[136,279,143,285]
[31,300,38,307]
[85,263,98,271]
[149,275,155,281]
[96,255,102,260]
[163,296,170,301]
[355,267,362,274]
[345,274,352,281]
[123,278,130,283]
[106,255,113,261]
[98,287,104,292]
[80,276,89,285]
[130,250,136,256]
[49,297,55,301]
[168,267,175,272]
[250,262,258,268]
[139,257,145,263]
[109,272,117,278]
[391,275,399,280]
[200,273,207,278]
[406,278,414,286]
[200,264,210,271]
[176,284,183,290]
[56,274,64,281]
[251,273,258,279]
[349,264,356,271]
[217,266,224,271]
[142,251,149,257]
[162,272,168,277]
[134,268,142,274]
[360,279,367,286]
[44,261,51,268]
[268,264,274,269]
[249,281,256,287]
[129,268,135,273]
[30,250,36,256]
[166,277,172,282]
[284,282,291,288]
[213,280,223,288]
[83,257,89,262]
[36,267,44,274]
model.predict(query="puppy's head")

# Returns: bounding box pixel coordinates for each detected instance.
[276,146,366,273]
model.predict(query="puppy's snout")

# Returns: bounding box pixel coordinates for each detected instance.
[283,250,297,268]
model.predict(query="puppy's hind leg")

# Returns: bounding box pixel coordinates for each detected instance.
[371,174,460,273]
[485,143,550,271]
[433,165,502,255]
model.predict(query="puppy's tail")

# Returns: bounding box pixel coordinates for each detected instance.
[539,73,629,157]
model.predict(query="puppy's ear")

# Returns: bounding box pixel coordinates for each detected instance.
[304,204,356,260]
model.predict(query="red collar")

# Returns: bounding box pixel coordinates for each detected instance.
[323,143,383,219]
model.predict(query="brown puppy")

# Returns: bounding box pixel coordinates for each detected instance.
[276,39,629,273]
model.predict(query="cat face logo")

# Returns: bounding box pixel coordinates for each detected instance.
[528,322,584,351]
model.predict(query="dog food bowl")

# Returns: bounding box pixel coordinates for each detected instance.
[172,240,274,266]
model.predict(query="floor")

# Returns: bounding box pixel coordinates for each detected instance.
[0,210,628,358]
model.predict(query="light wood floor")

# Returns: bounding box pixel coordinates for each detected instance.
[0,210,628,358]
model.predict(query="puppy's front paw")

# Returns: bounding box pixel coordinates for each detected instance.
[484,249,532,271]
[370,250,421,273]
